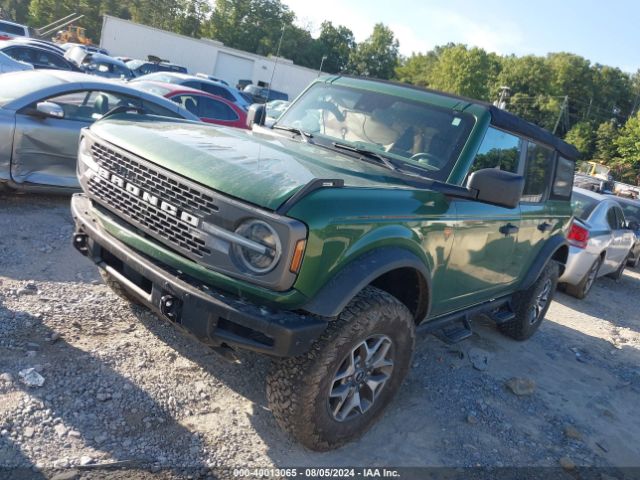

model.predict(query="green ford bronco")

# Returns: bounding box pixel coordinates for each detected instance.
[71,76,578,450]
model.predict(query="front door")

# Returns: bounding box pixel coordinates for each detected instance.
[435,126,524,315]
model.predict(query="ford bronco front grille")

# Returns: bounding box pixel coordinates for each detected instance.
[87,142,215,258]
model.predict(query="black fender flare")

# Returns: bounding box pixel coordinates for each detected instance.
[519,235,568,290]
[302,247,431,318]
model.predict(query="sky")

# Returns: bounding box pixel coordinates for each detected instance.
[282,0,639,73]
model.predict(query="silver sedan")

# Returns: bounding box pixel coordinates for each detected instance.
[559,187,636,298]
[0,70,199,193]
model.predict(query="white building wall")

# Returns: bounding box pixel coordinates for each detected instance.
[100,15,319,98]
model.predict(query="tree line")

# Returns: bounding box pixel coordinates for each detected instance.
[2,0,639,183]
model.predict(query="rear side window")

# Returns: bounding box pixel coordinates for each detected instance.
[199,97,238,121]
[551,156,574,200]
[571,192,598,221]
[469,127,522,175]
[606,207,619,230]
[202,83,234,102]
[522,142,554,203]
[0,21,26,36]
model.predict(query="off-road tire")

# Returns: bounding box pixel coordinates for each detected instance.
[627,253,639,269]
[498,261,559,341]
[607,258,626,281]
[565,257,601,299]
[266,286,415,451]
[98,268,141,305]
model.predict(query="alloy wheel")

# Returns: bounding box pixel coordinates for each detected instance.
[328,335,394,422]
[529,278,552,325]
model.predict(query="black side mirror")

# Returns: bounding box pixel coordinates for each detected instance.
[467,168,525,209]
[246,104,266,128]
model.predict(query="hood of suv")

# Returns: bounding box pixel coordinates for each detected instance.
[90,116,417,210]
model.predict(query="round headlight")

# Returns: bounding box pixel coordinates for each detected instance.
[233,219,282,274]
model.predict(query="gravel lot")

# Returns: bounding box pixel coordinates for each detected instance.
[1,193,639,478]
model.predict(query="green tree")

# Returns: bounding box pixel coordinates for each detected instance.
[1,0,32,23]
[564,121,595,158]
[612,112,640,184]
[206,0,295,57]
[316,21,355,74]
[594,121,619,162]
[394,51,438,86]
[347,23,399,80]
[425,44,500,100]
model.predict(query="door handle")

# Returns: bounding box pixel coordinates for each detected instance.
[538,222,553,232]
[499,223,519,236]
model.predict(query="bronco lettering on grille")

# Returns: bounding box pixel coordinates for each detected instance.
[96,166,201,228]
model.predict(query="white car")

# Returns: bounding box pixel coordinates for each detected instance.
[0,19,29,40]
[559,187,636,298]
[0,51,33,73]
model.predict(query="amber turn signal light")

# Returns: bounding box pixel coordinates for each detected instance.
[289,239,306,273]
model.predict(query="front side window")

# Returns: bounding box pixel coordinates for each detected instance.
[522,141,554,203]
[469,127,522,175]
[199,97,238,121]
[276,83,475,180]
[29,90,146,122]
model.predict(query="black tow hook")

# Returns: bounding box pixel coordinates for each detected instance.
[73,233,89,255]
[160,295,182,322]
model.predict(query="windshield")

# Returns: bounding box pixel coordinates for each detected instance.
[275,83,475,180]
[571,191,598,221]
[130,81,172,97]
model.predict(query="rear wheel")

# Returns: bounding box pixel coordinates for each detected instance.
[626,252,639,268]
[607,258,626,281]
[565,257,601,299]
[498,261,559,340]
[266,286,415,451]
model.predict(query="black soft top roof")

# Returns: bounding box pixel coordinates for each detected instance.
[334,76,580,161]
[488,105,579,160]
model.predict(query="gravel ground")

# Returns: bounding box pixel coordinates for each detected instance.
[1,193,639,479]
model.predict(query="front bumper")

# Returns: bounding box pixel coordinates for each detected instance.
[71,194,327,357]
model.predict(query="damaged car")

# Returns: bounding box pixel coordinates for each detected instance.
[0,70,199,193]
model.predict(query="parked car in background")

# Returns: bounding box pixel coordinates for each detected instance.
[0,41,78,71]
[126,59,187,77]
[131,72,251,111]
[65,46,133,80]
[559,188,636,298]
[60,43,110,56]
[614,196,640,267]
[0,19,29,40]
[9,37,66,55]
[195,72,229,86]
[131,81,248,129]
[0,70,199,192]
[235,79,252,90]
[0,50,33,73]
[243,84,289,103]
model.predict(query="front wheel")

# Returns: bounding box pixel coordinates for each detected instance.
[498,261,559,341]
[266,286,415,451]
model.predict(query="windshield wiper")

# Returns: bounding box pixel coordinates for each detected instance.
[332,142,399,172]
[272,125,314,143]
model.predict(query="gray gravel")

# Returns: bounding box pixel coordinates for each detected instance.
[1,193,639,478]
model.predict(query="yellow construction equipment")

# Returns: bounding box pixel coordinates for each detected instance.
[53,25,92,45]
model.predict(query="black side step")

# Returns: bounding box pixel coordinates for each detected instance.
[436,316,473,344]
[490,305,515,324]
